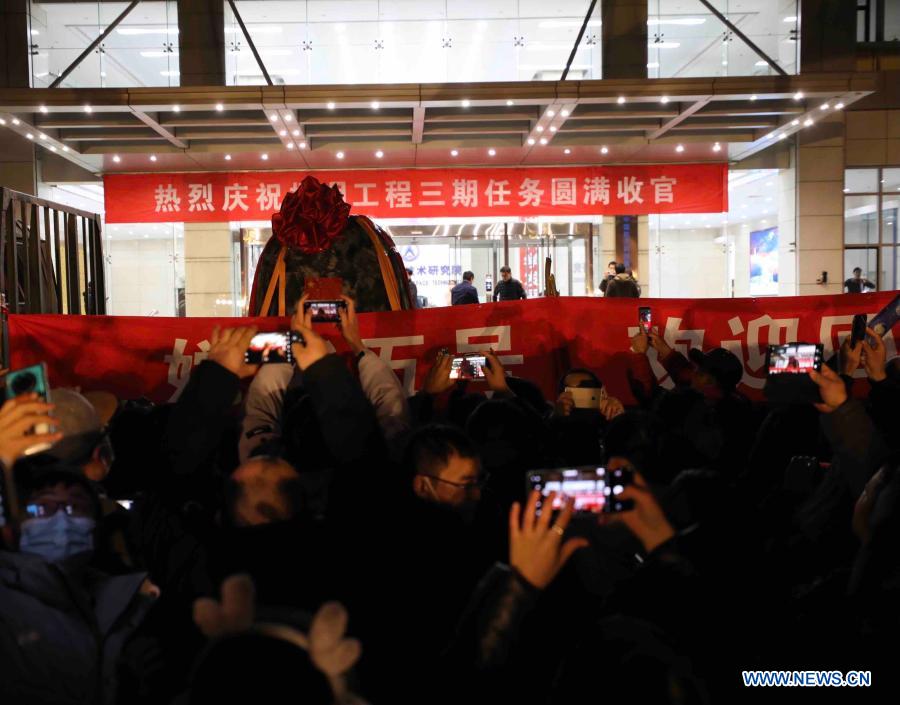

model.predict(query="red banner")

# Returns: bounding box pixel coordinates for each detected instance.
[7,293,897,406]
[102,164,728,224]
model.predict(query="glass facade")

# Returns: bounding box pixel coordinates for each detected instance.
[844,167,899,292]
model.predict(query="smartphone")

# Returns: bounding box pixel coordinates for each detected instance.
[565,386,608,410]
[449,353,487,380]
[4,364,54,455]
[764,343,824,404]
[866,293,900,346]
[638,306,652,334]
[850,314,868,348]
[244,332,295,365]
[116,499,134,511]
[766,343,823,375]
[527,466,635,515]
[304,299,346,324]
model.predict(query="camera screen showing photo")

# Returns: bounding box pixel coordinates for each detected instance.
[639,307,652,333]
[449,355,486,380]
[528,468,610,514]
[245,332,292,364]
[768,343,820,375]
[305,300,343,323]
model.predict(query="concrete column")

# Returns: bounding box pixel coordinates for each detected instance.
[178,0,226,86]
[0,0,31,88]
[777,161,798,296]
[796,112,845,295]
[183,222,235,315]
[800,0,856,73]
[601,0,647,79]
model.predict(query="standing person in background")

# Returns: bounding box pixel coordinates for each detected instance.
[605,263,640,298]
[599,260,618,296]
[845,267,876,293]
[493,266,527,302]
[451,271,479,305]
[406,268,419,308]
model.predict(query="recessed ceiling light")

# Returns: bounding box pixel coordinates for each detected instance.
[835,102,844,110]
[539,138,548,145]
[172,105,180,112]
[215,103,224,112]
[49,146,56,152]
[549,126,557,132]
[778,133,787,140]
[661,96,670,104]
[561,109,570,117]
[286,142,295,149]
[527,138,535,145]
[617,96,626,104]
[279,129,287,136]
[39,105,47,113]
[150,154,157,161]
[547,109,555,117]
[327,102,336,110]
[462,99,471,108]
[0,118,5,125]
[506,100,514,106]
[820,103,830,110]
[804,118,813,127]
[371,101,380,110]
[536,125,544,132]
[62,145,69,152]
[283,114,292,122]
[791,119,800,125]
[38,133,46,140]
[712,142,721,152]
[83,105,92,113]
[224,154,232,160]
[375,149,384,158]
[25,133,33,139]
[450,149,458,156]
[261,153,268,160]
[750,95,758,101]
[564,148,571,154]
[675,144,684,152]
[600,146,608,154]
[488,148,496,156]
[299,142,307,149]
[112,154,120,162]
[11,118,19,125]
[269,113,278,121]
[290,129,299,137]
[793,91,803,100]
[336,151,344,159]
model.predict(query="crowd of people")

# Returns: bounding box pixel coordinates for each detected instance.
[1,294,899,704]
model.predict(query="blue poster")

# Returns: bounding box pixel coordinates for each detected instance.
[750,227,779,296]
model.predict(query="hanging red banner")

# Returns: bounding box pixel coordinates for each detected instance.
[102,164,728,224]
[7,292,897,406]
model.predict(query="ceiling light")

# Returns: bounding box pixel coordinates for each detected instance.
[617,96,626,104]
[564,148,571,154]
[547,110,555,117]
[549,126,557,132]
[835,102,844,109]
[536,125,544,132]
[30,29,39,35]
[778,133,787,140]
[842,187,849,193]
[804,118,813,127]
[675,144,684,152]
[11,118,19,125]
[283,114,292,122]
[793,91,803,100]
[375,150,384,158]
[172,105,180,112]
[371,101,380,110]
[215,103,224,112]
[0,118,5,125]
[83,105,92,113]
[750,95,758,101]
[270,113,278,121]
[261,153,268,160]
[647,62,660,68]
[224,154,232,160]
[25,133,33,139]
[712,142,721,152]
[600,146,608,154]
[755,61,768,67]
[488,148,496,156]
[791,119,800,125]
[62,146,69,152]
[299,142,306,149]
[820,103,830,110]
[336,151,344,159]
[561,109,570,116]
[661,96,669,104]
[462,99,471,108]
[506,100,514,106]
[450,149,458,156]
[784,16,797,22]
[49,145,56,152]
[527,138,535,145]
[278,129,286,136]
[38,133,46,140]
[150,155,157,161]
[39,105,47,113]
[327,102,335,110]
[112,155,120,162]
[286,143,294,149]
[539,138,547,145]
[289,129,298,137]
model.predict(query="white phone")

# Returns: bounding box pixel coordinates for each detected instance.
[565,386,607,410]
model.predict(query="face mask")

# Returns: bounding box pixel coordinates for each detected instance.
[19,511,95,563]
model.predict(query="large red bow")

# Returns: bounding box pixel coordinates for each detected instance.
[272,176,351,253]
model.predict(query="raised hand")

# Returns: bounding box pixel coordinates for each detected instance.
[861,327,887,382]
[601,466,675,553]
[423,350,456,396]
[809,364,848,413]
[599,395,625,421]
[0,394,61,469]
[630,329,650,355]
[509,490,589,590]
[840,335,863,376]
[208,325,260,378]
[481,349,511,394]
[290,301,330,371]
[337,295,365,356]
[554,390,575,417]
[647,329,672,358]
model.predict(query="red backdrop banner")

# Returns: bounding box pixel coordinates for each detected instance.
[7,293,898,405]
[102,164,728,223]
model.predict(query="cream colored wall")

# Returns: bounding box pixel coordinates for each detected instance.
[108,238,176,316]
[183,222,235,316]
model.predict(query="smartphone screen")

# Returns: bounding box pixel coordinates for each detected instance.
[638,306,652,334]
[767,343,823,375]
[527,466,634,515]
[850,314,867,348]
[449,354,487,380]
[304,299,345,323]
[245,332,294,364]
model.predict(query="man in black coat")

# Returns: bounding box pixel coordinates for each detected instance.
[493,266,527,301]
[451,271,479,305]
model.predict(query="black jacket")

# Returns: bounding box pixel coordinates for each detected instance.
[451,280,479,305]
[493,278,527,301]
[605,273,640,298]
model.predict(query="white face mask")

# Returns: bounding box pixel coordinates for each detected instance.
[19,511,95,563]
